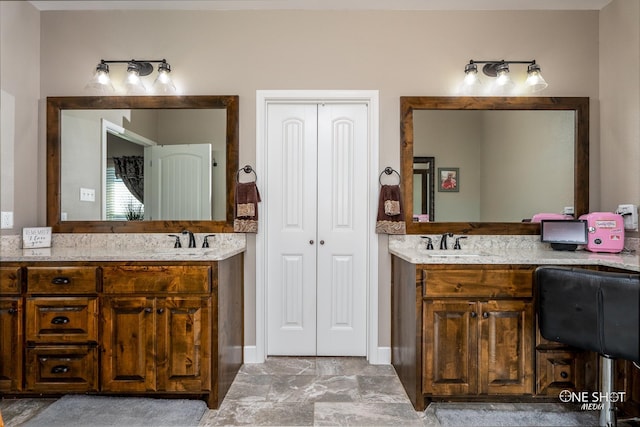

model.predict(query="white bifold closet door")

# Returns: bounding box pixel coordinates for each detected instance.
[266,102,368,356]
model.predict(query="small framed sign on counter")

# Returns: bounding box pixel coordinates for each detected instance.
[23,227,52,249]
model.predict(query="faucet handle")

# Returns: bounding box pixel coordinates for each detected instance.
[168,234,182,248]
[453,236,468,250]
[202,234,215,248]
[421,236,434,250]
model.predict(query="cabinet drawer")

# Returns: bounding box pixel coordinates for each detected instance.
[25,345,98,392]
[0,266,22,294]
[103,266,210,293]
[26,267,97,294]
[26,297,98,343]
[423,268,533,298]
[536,350,584,396]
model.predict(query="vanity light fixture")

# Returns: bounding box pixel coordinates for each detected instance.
[85,59,177,95]
[461,59,548,95]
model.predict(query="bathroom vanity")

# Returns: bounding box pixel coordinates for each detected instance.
[390,236,640,413]
[0,236,244,409]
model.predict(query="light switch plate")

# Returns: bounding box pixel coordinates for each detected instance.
[1,211,13,229]
[80,187,96,202]
[617,204,638,231]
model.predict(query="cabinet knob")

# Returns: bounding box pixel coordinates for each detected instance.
[309,240,314,245]
[470,311,477,318]
[144,307,153,314]
[560,371,569,379]
[51,316,70,325]
[51,365,70,374]
[8,308,17,315]
[482,312,489,319]
[51,276,71,285]
[157,308,164,314]
[320,240,325,245]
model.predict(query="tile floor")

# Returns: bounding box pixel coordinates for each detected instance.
[0,357,625,426]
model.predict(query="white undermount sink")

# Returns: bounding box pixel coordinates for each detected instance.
[425,251,487,257]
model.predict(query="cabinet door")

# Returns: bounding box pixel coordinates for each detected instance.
[423,300,478,395]
[101,297,155,392]
[156,297,211,392]
[479,300,533,395]
[0,298,22,392]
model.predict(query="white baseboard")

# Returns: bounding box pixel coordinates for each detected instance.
[372,346,391,365]
[243,345,261,363]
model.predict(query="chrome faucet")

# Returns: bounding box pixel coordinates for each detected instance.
[439,233,453,250]
[182,230,196,248]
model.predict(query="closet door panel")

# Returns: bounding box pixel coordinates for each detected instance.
[316,103,368,356]
[266,103,318,355]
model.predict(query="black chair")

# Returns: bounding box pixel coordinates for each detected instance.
[535,266,640,427]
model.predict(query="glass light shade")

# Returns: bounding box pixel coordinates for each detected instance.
[492,65,515,95]
[460,63,482,95]
[124,65,147,95]
[153,63,176,94]
[85,63,114,94]
[526,64,548,92]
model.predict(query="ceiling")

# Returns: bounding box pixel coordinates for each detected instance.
[28,0,613,11]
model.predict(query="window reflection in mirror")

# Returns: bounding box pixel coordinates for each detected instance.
[60,108,226,222]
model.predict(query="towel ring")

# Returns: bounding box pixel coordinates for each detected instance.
[379,167,400,186]
[237,165,257,183]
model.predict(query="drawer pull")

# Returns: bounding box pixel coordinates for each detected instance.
[560,371,569,379]
[51,277,71,285]
[51,316,70,325]
[51,365,70,374]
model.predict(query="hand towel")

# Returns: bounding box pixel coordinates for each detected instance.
[375,184,406,234]
[234,182,261,233]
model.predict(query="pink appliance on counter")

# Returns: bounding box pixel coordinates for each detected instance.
[578,212,625,253]
[531,213,574,222]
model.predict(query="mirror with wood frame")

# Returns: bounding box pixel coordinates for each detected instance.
[400,96,589,234]
[47,95,239,233]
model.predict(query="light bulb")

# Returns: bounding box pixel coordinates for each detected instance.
[124,63,146,95]
[153,61,176,94]
[460,62,482,95]
[526,63,548,92]
[85,62,114,94]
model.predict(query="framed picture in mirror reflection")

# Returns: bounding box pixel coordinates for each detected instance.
[438,167,459,192]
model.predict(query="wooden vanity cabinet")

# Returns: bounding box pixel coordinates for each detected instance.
[24,266,99,392]
[100,265,212,393]
[392,259,535,411]
[0,254,243,409]
[99,256,244,409]
[0,266,23,392]
[422,266,534,398]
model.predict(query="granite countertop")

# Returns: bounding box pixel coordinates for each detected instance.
[0,233,246,262]
[389,235,640,272]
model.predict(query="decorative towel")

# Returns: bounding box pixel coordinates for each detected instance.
[375,184,406,234]
[234,182,261,233]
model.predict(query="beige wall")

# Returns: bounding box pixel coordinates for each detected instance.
[6,3,639,351]
[0,1,40,233]
[600,0,640,214]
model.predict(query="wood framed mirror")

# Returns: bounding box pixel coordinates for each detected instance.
[47,95,239,233]
[400,96,589,234]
